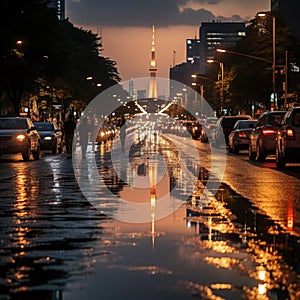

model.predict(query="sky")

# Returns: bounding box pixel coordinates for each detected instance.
[65,0,270,81]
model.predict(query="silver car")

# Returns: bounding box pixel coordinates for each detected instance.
[0,117,41,161]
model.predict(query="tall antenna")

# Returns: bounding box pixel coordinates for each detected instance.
[148,22,158,98]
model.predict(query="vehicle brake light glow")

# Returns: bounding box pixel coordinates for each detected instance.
[262,128,276,135]
[286,127,295,139]
[16,134,26,141]
[238,132,247,138]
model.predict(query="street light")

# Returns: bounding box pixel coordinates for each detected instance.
[257,12,277,110]
[216,47,275,110]
[207,59,224,114]
[216,48,272,64]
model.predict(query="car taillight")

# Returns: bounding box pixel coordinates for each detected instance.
[285,127,295,140]
[262,127,277,135]
[238,132,247,138]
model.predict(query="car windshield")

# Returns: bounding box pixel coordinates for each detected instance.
[222,117,249,129]
[237,120,256,129]
[34,123,54,131]
[292,110,300,127]
[268,113,285,127]
[0,118,27,129]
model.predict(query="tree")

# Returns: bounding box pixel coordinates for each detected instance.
[217,13,300,112]
[0,0,121,116]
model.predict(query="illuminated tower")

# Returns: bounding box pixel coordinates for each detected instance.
[148,23,158,99]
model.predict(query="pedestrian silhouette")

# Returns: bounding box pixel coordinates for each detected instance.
[63,114,76,158]
[78,116,89,157]
[118,116,126,151]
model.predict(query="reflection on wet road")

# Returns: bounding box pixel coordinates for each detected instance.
[0,127,299,299]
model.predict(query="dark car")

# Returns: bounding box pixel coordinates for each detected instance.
[249,111,286,161]
[191,121,202,140]
[276,106,300,169]
[34,122,63,154]
[200,117,218,142]
[228,120,257,154]
[211,115,252,148]
[0,117,40,161]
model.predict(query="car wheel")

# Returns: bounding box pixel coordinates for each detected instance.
[256,143,266,162]
[52,141,58,154]
[276,146,286,169]
[248,144,255,160]
[232,144,239,154]
[33,143,41,160]
[22,143,31,161]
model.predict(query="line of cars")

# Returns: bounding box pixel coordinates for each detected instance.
[0,117,64,160]
[0,116,118,161]
[206,107,300,169]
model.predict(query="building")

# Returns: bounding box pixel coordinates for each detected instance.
[170,38,201,99]
[48,0,65,20]
[199,21,246,74]
[186,39,201,64]
[271,0,300,39]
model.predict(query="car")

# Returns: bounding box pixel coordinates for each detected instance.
[211,115,252,148]
[96,124,115,144]
[34,122,63,154]
[249,111,286,161]
[190,121,202,140]
[0,117,41,161]
[228,120,257,154]
[200,117,218,142]
[276,106,300,169]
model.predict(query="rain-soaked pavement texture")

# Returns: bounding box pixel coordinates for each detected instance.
[0,132,299,299]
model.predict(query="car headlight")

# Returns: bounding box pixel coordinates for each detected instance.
[44,136,53,140]
[16,134,26,142]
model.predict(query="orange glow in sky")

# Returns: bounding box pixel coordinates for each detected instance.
[67,1,270,80]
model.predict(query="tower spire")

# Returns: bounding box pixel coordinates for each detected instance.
[148,22,158,98]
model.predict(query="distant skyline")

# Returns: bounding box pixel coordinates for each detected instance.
[66,0,270,80]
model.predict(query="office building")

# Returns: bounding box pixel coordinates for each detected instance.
[186,39,201,64]
[199,21,246,74]
[48,0,65,20]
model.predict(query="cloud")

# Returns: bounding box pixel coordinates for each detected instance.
[66,0,244,27]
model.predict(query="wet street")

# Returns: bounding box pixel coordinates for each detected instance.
[0,125,300,300]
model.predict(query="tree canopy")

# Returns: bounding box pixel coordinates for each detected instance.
[0,0,121,116]
[214,13,300,114]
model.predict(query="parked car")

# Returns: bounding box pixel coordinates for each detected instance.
[34,122,63,154]
[249,111,286,161]
[228,120,257,154]
[211,115,252,148]
[0,117,40,161]
[276,106,300,169]
[200,117,218,142]
[191,121,202,140]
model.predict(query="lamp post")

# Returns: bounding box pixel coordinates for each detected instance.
[216,48,274,111]
[207,60,224,115]
[257,12,276,110]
